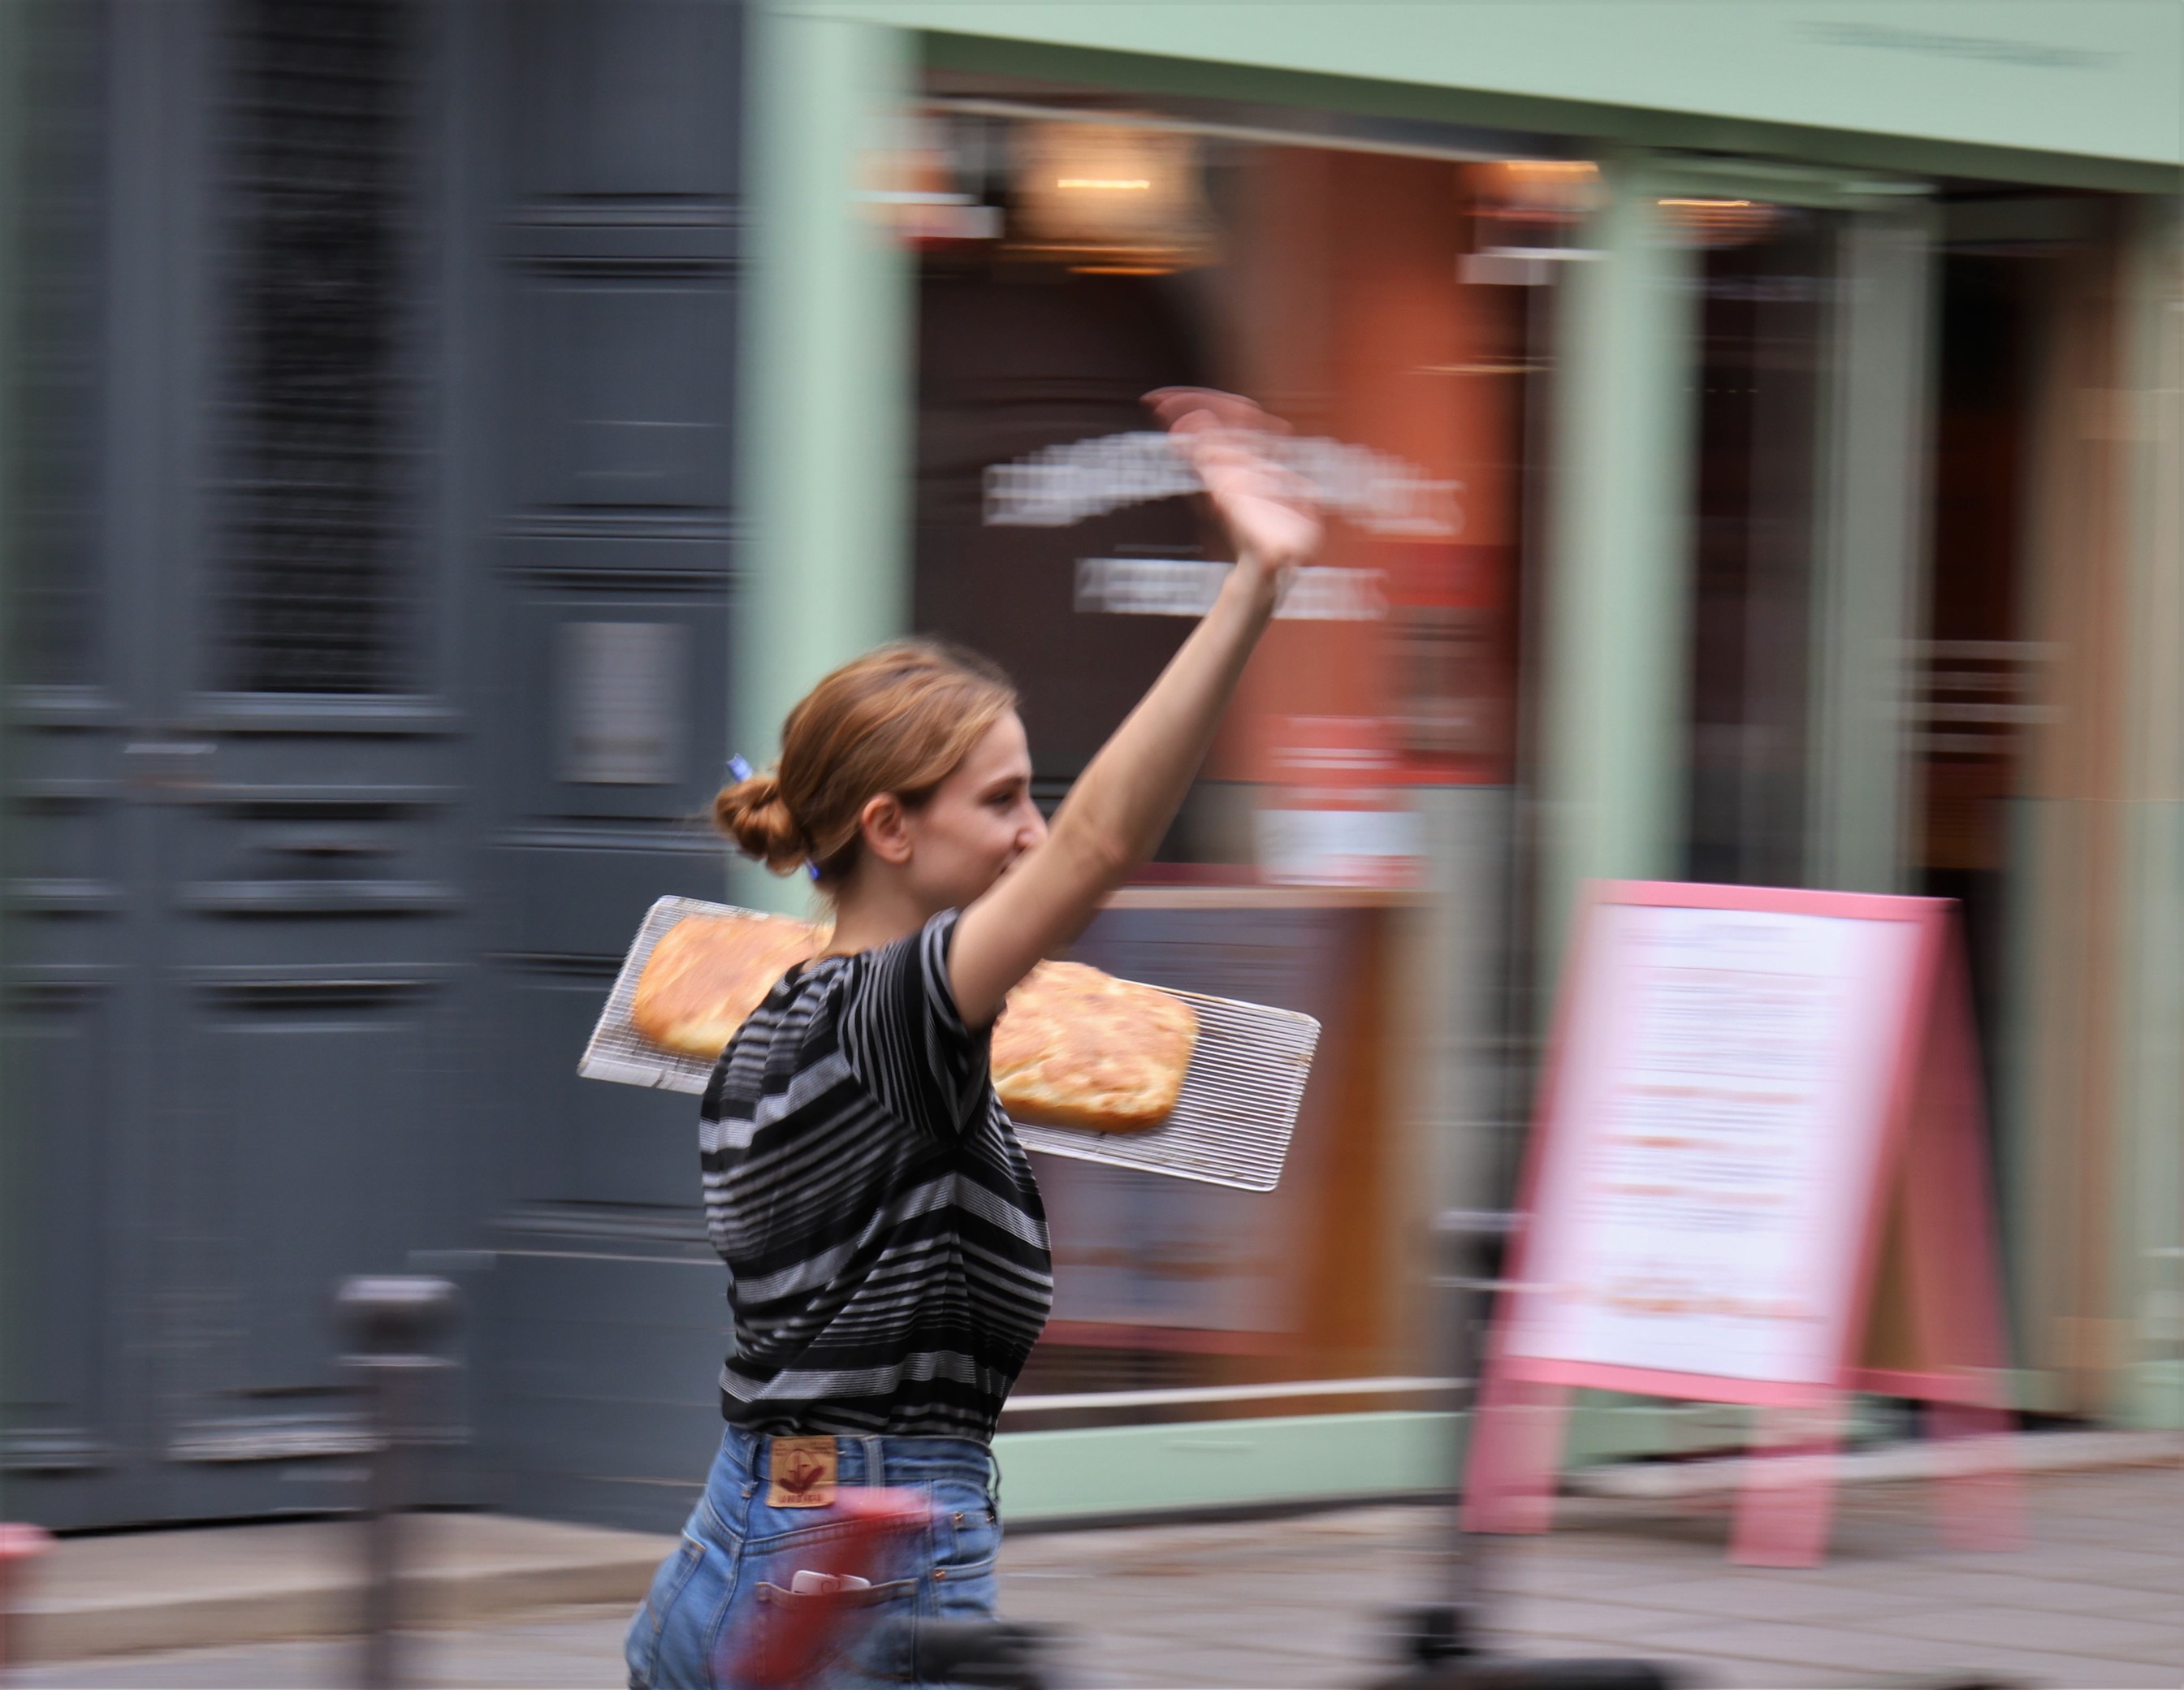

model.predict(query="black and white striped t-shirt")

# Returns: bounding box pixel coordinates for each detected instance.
[698,910,1053,1441]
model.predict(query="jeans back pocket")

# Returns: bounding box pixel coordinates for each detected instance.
[742,1575,919,1685]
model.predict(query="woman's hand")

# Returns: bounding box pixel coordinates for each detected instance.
[1144,388,1323,595]
[948,390,1317,1027]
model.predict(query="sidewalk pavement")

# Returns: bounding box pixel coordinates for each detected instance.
[6,1513,668,1666]
[7,1460,2178,1688]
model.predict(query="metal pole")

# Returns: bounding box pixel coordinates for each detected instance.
[1374,1213,1682,1688]
[338,1276,455,1690]
[1402,1208,1520,1669]
[1440,1212,1520,1622]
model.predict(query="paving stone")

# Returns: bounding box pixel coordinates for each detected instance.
[1490,1543,1737,1592]
[1496,1575,1938,1632]
[6,1612,634,1690]
[1486,1590,1741,1646]
[2107,1590,2184,1624]
[1857,1601,2184,1665]
[1913,1541,2181,1596]
[1829,1561,2181,1614]
[1075,1636,1336,1688]
[1624,1614,2170,1684]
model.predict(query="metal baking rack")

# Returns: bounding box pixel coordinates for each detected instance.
[580,895,1318,1192]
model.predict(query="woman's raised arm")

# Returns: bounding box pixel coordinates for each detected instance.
[947,391,1322,1029]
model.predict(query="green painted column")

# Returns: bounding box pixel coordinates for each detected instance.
[732,5,916,913]
[2111,193,2184,1429]
[1537,153,1699,979]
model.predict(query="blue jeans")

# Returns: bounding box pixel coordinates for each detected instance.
[625,1425,1003,1689]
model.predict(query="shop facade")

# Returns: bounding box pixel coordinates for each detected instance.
[2,2,2176,1539]
[720,3,2182,1522]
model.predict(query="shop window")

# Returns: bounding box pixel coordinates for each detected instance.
[902,83,1565,1425]
[1682,204,1832,888]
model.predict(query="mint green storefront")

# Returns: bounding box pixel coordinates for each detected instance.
[732,3,2183,1521]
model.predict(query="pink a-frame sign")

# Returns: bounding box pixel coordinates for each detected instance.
[1463,881,2020,1566]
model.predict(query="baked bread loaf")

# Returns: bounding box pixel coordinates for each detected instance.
[630,913,824,1061]
[989,960,1198,1134]
[629,914,1196,1133]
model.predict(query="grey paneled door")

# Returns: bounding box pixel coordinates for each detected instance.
[5,0,473,1528]
[456,0,743,1524]
[2,0,743,1534]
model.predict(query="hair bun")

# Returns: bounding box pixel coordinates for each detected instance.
[712,767,811,873]
[720,641,1018,893]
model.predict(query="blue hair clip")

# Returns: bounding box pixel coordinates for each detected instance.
[725,754,754,784]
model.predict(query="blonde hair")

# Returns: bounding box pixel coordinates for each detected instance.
[714,640,1018,886]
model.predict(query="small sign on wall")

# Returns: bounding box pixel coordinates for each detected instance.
[558,620,687,786]
[1254,715,1423,889]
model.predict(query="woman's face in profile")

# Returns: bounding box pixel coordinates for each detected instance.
[899,711,1048,911]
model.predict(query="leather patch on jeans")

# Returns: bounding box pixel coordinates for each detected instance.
[766,1436,838,1507]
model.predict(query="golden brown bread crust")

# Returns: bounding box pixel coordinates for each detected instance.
[989,961,1196,1133]
[629,914,824,1059]
[629,917,1196,1132]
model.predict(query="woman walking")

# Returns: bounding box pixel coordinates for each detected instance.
[625,391,1321,1689]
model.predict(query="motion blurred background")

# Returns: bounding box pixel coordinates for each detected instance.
[0,0,2177,1558]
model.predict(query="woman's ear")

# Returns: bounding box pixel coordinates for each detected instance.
[858,793,915,867]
